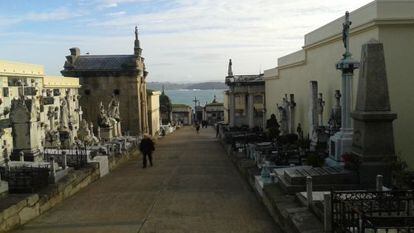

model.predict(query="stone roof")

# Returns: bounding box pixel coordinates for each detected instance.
[66,55,137,71]
[206,102,223,107]
[225,74,264,86]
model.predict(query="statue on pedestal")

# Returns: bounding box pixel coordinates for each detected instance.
[97,102,111,128]
[108,95,122,137]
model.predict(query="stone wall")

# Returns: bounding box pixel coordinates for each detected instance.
[0,150,135,232]
[264,1,414,167]
[79,75,142,135]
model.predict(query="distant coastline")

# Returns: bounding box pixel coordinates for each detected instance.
[147,81,227,91]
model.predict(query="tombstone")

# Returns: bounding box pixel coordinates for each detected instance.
[296,123,304,140]
[309,81,319,137]
[351,40,397,186]
[327,12,360,164]
[9,98,41,161]
[78,119,93,145]
[328,90,342,133]
[277,104,288,135]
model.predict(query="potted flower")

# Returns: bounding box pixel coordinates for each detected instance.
[342,153,361,170]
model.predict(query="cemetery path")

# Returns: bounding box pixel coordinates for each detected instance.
[11,126,280,233]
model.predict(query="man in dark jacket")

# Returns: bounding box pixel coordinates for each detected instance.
[139,134,155,168]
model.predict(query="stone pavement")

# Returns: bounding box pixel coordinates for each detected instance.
[11,126,280,233]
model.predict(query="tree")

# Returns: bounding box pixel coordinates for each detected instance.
[159,92,172,124]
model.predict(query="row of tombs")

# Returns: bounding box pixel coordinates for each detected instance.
[219,14,412,232]
[0,68,139,194]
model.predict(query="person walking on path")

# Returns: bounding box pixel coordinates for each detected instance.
[139,134,155,168]
[195,123,200,134]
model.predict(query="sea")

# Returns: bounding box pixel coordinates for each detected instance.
[164,89,226,107]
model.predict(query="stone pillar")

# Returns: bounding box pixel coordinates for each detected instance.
[309,81,318,137]
[248,94,254,128]
[137,79,142,134]
[376,175,383,191]
[142,81,149,134]
[62,151,68,169]
[324,193,332,232]
[229,92,235,127]
[306,176,313,208]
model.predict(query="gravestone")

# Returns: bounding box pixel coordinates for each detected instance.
[351,40,397,186]
[9,98,41,161]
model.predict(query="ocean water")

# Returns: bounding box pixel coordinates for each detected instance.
[164,89,226,107]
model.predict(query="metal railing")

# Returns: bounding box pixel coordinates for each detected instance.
[44,147,89,169]
[332,190,414,232]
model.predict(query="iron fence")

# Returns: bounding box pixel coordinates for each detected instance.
[44,147,89,169]
[0,166,50,193]
[332,190,414,232]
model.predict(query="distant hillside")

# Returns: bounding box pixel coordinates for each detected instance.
[147,82,226,91]
[186,82,227,90]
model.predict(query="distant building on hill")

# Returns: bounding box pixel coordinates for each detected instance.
[203,96,224,125]
[225,59,265,129]
[172,104,192,125]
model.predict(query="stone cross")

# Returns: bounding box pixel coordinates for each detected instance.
[342,11,352,57]
[317,93,325,126]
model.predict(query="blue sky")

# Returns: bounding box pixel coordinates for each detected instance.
[0,0,372,82]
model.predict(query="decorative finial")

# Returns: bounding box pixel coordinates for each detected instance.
[228,59,233,76]
[135,25,138,40]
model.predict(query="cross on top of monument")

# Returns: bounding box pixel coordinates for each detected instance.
[342,11,352,58]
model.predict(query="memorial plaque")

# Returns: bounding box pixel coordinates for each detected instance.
[42,96,55,105]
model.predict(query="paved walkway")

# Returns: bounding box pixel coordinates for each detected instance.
[12,127,280,233]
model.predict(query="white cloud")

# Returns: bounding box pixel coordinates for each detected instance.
[1,0,375,82]
[25,7,79,21]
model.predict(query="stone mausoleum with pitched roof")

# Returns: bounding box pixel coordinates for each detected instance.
[62,27,149,136]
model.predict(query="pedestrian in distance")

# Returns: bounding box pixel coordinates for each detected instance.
[195,123,200,134]
[139,134,155,168]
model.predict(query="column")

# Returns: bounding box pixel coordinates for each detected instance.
[248,94,254,128]
[229,93,235,127]
[137,78,142,134]
[341,73,353,131]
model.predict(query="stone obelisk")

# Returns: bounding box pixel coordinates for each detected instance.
[351,40,397,186]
